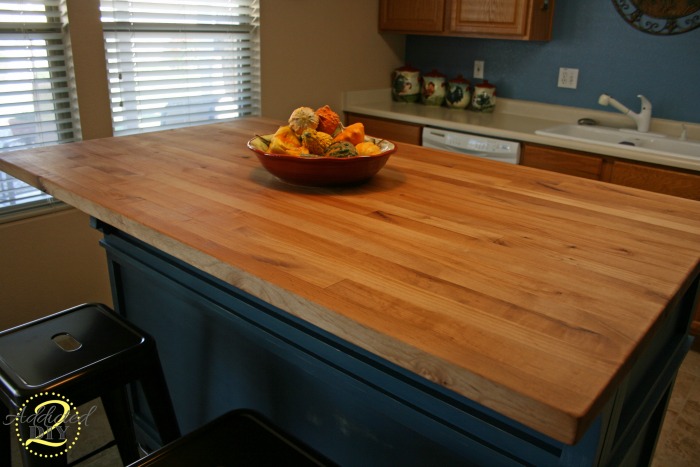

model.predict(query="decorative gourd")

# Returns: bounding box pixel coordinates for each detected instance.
[315,105,341,136]
[301,129,334,155]
[325,141,357,158]
[355,141,382,155]
[288,107,319,135]
[333,122,365,146]
[268,125,306,156]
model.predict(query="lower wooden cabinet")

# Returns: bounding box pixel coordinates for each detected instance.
[345,112,422,146]
[521,143,700,201]
[610,161,700,200]
[519,144,607,180]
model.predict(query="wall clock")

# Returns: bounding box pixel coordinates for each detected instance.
[612,0,700,35]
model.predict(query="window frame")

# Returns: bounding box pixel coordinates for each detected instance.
[100,0,261,136]
[0,0,261,221]
[0,0,76,221]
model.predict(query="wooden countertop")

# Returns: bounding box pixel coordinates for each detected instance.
[2,117,700,444]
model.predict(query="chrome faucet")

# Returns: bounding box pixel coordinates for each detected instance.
[598,94,652,133]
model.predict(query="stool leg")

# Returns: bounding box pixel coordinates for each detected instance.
[1,406,11,466]
[16,421,67,467]
[140,365,180,445]
[101,387,141,465]
[2,407,68,467]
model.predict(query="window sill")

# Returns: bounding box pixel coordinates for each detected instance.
[0,199,71,225]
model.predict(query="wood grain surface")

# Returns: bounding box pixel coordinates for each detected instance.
[2,117,700,444]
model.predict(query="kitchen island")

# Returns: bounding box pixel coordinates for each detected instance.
[1,117,699,465]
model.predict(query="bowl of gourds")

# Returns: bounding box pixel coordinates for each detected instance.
[247,105,396,187]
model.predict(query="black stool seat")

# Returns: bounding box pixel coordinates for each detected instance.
[0,303,180,466]
[129,409,333,466]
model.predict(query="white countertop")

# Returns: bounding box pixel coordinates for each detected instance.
[343,89,700,172]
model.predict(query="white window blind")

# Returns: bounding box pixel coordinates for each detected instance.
[100,0,260,136]
[0,0,74,216]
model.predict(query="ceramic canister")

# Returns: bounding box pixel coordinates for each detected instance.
[391,65,421,103]
[445,75,471,109]
[421,69,446,106]
[471,80,496,112]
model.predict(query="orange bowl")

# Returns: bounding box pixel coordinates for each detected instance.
[247,135,396,187]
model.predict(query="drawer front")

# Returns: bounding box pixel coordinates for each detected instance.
[346,113,422,146]
[521,143,605,180]
[610,160,700,200]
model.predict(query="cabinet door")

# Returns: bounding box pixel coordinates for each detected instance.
[447,0,554,40]
[520,144,605,180]
[379,0,445,33]
[346,113,422,146]
[610,161,700,201]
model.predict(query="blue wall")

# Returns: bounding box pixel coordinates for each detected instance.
[405,0,700,123]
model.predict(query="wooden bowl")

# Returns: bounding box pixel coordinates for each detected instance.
[247,135,396,187]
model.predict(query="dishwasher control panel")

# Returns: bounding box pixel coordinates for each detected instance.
[422,127,520,164]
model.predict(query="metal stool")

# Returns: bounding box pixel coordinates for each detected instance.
[128,409,333,466]
[0,303,180,466]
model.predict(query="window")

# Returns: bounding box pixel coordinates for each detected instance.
[100,0,260,136]
[0,0,75,216]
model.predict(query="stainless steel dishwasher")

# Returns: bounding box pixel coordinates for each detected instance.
[421,127,520,164]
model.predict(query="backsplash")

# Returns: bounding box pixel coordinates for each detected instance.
[404,0,699,124]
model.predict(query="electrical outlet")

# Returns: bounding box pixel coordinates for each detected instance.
[558,67,579,89]
[474,60,484,79]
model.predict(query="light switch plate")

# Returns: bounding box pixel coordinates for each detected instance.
[474,60,484,79]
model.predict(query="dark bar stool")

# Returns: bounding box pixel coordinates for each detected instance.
[128,409,334,466]
[0,303,180,466]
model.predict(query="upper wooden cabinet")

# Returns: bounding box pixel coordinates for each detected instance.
[379,0,556,41]
[449,0,554,40]
[379,0,446,33]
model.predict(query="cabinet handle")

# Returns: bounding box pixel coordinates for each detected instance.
[542,0,550,11]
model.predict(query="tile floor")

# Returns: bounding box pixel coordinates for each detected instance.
[10,349,700,466]
[652,348,700,467]
[10,397,121,466]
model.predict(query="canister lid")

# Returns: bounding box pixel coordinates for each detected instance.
[475,79,496,88]
[424,69,446,78]
[395,64,420,72]
[449,74,470,84]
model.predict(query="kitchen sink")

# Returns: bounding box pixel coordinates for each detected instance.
[535,124,700,160]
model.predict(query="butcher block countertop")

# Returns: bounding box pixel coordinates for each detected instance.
[2,117,700,445]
